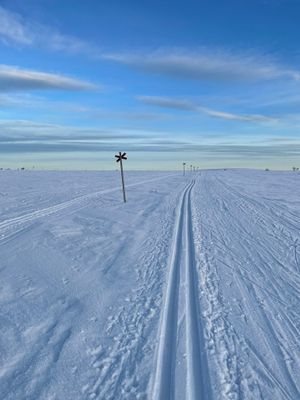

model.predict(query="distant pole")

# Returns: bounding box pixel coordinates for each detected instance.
[190,165,193,173]
[120,156,126,203]
[115,152,127,203]
[183,162,186,176]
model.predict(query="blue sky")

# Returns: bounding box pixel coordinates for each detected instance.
[0,0,300,170]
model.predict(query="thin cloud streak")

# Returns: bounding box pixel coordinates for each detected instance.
[0,94,173,122]
[0,65,97,92]
[0,119,159,141]
[0,6,97,56]
[1,5,300,87]
[1,140,300,159]
[138,96,277,123]
[1,119,299,163]
[0,6,32,45]
[105,50,300,82]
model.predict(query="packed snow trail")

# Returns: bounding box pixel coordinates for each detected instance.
[0,171,188,400]
[152,179,210,400]
[1,169,300,399]
[0,173,173,244]
[191,170,300,399]
[184,179,210,400]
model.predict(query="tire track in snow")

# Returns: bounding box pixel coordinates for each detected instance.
[151,179,210,400]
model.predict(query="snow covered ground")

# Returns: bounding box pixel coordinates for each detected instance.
[1,169,300,399]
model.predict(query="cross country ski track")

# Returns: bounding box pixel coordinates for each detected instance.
[2,169,300,399]
[192,172,300,399]
[151,178,210,400]
[0,174,173,244]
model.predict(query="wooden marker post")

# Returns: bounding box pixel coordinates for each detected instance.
[115,151,127,203]
[183,162,186,176]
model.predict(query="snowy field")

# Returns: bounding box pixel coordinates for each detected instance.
[1,169,300,400]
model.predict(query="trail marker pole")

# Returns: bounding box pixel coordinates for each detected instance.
[183,162,186,176]
[115,151,127,203]
[190,165,193,173]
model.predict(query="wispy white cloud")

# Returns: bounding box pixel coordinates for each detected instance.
[0,6,96,56]
[0,6,33,45]
[1,5,300,86]
[1,5,300,88]
[199,108,276,122]
[0,119,139,139]
[105,49,300,82]
[0,93,175,123]
[138,96,197,111]
[0,119,183,153]
[0,65,97,92]
[138,96,277,123]
[1,119,300,163]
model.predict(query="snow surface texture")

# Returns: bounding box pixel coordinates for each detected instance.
[0,169,300,399]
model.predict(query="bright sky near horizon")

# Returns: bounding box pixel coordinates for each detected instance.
[0,0,300,170]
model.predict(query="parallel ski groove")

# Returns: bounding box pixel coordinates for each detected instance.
[151,180,193,400]
[185,181,210,400]
[152,179,209,400]
[0,174,174,240]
